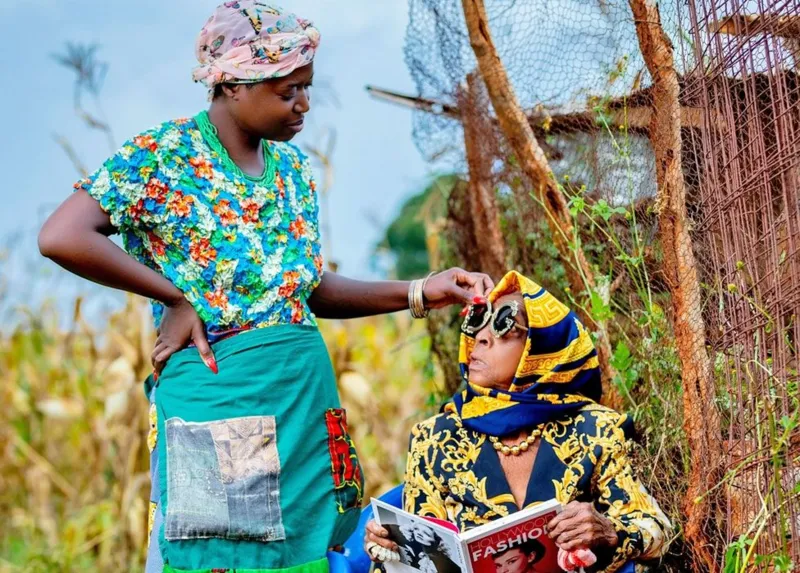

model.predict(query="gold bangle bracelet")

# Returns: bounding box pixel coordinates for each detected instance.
[409,278,423,318]
[412,278,425,318]
[409,272,435,319]
[407,279,419,317]
[419,271,435,317]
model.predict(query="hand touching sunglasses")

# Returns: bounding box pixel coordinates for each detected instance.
[460,300,527,338]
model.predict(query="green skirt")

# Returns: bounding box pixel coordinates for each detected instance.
[148,325,363,572]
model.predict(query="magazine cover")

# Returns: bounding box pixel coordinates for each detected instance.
[461,504,562,573]
[373,500,464,573]
[371,499,565,573]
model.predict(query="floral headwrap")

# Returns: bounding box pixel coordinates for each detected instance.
[192,1,320,92]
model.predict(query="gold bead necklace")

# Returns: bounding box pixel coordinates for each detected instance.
[489,428,542,456]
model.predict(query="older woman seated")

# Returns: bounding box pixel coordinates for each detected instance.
[365,271,671,572]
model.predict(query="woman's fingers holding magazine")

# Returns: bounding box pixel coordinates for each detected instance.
[546,501,619,551]
[365,519,394,542]
[364,519,401,562]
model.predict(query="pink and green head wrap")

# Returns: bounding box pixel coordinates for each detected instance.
[192,1,320,91]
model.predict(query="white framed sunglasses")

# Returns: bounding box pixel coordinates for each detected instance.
[460,300,527,338]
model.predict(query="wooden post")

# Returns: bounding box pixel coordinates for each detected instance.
[629,0,724,569]
[461,72,507,280]
[460,0,621,409]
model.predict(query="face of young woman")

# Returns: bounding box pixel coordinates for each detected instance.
[222,62,314,142]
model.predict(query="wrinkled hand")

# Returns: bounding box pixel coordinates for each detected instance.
[423,268,494,309]
[546,501,619,552]
[364,519,400,563]
[151,297,217,379]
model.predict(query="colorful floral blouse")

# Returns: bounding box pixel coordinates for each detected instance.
[404,404,672,573]
[75,112,323,337]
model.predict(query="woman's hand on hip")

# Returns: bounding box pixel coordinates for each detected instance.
[545,501,619,552]
[423,268,495,309]
[364,519,400,563]
[152,297,217,379]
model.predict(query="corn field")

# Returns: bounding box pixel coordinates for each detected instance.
[0,292,443,571]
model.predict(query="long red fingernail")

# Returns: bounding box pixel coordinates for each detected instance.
[459,306,469,317]
[473,296,486,304]
[153,371,159,383]
[207,356,219,374]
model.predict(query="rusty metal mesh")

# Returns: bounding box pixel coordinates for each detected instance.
[679,0,800,564]
[403,0,683,291]
[405,0,679,188]
[403,0,800,568]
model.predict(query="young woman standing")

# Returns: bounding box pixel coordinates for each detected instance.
[39,3,493,571]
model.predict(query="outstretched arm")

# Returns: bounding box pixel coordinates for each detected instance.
[308,267,494,319]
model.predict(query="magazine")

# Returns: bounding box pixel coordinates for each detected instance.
[371,498,567,573]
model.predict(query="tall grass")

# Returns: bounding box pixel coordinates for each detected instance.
[0,293,443,571]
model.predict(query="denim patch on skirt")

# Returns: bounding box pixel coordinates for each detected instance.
[164,416,285,541]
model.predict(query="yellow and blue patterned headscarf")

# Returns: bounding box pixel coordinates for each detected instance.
[448,271,602,437]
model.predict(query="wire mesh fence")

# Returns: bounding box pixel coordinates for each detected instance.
[400,0,800,569]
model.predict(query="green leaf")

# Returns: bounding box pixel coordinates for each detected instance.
[610,342,633,371]
[590,290,612,322]
[568,196,586,217]
[590,199,628,222]
[615,253,644,267]
[723,537,746,573]
[610,342,638,392]
[592,199,613,221]
[773,554,793,572]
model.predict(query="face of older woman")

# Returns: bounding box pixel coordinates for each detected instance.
[467,292,528,390]
[219,62,314,142]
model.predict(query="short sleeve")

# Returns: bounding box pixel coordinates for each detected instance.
[73,131,168,231]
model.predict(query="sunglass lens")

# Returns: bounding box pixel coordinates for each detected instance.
[462,303,491,335]
[493,304,519,337]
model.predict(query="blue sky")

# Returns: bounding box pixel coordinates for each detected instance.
[0,0,439,293]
